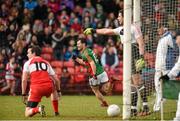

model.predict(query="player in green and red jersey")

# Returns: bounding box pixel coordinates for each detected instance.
[73,38,114,107]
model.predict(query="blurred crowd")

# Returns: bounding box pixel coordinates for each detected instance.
[0,0,179,95]
[0,0,124,95]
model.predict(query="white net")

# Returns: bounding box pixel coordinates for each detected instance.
[130,0,180,120]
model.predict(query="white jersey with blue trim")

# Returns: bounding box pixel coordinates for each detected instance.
[168,48,180,79]
[113,23,142,44]
[155,31,174,71]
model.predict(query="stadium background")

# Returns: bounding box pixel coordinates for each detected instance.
[0,0,124,95]
[0,0,180,120]
[0,0,180,95]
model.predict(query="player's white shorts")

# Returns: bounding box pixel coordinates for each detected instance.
[5,74,15,80]
[89,71,109,86]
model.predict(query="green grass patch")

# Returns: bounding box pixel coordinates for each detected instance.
[0,95,177,120]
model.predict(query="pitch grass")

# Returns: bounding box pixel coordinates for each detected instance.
[0,95,177,120]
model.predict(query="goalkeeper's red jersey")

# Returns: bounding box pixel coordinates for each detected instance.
[23,56,55,88]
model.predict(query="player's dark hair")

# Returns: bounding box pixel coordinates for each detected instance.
[78,37,87,45]
[28,45,41,56]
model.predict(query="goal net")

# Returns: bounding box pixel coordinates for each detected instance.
[130,0,180,120]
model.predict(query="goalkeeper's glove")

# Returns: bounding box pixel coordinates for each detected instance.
[159,74,170,82]
[83,28,96,35]
[135,55,145,72]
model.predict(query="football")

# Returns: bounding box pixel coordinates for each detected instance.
[107,104,120,117]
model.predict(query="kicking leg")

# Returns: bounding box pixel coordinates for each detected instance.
[91,86,108,107]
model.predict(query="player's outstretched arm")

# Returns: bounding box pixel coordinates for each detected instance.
[84,28,116,35]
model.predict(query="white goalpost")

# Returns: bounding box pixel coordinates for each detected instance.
[123,0,132,119]
[123,0,179,120]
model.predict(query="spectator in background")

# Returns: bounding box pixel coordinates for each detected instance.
[52,28,67,60]
[73,5,83,20]
[29,34,38,46]
[45,12,56,27]
[12,32,26,55]
[0,18,8,47]
[0,53,5,90]
[32,20,43,34]
[22,8,33,24]
[38,27,52,47]
[64,46,73,61]
[0,56,16,96]
[82,0,96,22]
[57,10,69,26]
[70,17,82,33]
[13,62,22,95]
[0,3,8,18]
[101,42,119,70]
[60,67,72,90]
[61,0,74,11]
[104,12,119,28]
[24,0,37,11]
[47,0,59,14]
[64,38,75,61]
[16,24,32,46]
[6,24,18,48]
[33,0,48,21]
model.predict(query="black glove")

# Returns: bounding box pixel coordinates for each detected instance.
[57,90,62,97]
[22,94,27,105]
[159,74,170,81]
[72,48,79,60]
[72,53,77,60]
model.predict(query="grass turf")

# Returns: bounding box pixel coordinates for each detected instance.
[0,95,177,120]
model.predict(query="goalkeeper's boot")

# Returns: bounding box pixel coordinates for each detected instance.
[39,105,46,117]
[55,112,60,116]
[138,105,151,116]
[131,109,138,116]
[101,101,108,107]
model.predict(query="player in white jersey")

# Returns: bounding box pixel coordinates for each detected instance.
[84,10,150,116]
[160,30,180,121]
[153,24,175,112]
[0,56,16,95]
